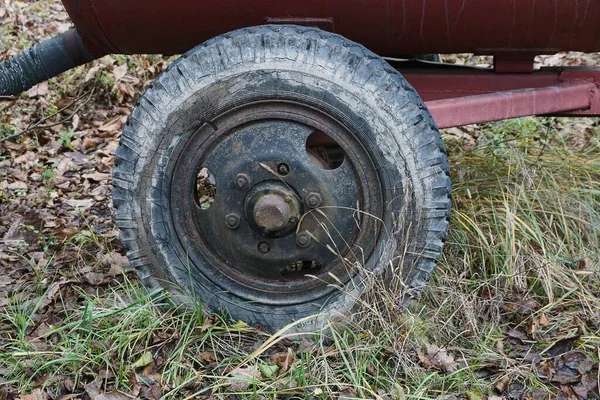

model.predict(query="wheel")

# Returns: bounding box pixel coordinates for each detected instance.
[113,25,451,332]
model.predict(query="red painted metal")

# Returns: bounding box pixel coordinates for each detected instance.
[399,66,600,101]
[395,65,600,127]
[427,83,597,128]
[60,0,600,58]
[56,0,600,129]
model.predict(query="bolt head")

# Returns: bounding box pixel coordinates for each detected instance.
[277,163,290,176]
[306,192,322,208]
[258,241,270,254]
[235,173,250,188]
[225,213,240,229]
[296,232,311,248]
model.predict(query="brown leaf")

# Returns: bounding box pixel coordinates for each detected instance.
[65,198,94,210]
[27,82,49,98]
[552,351,592,384]
[83,272,110,286]
[199,351,217,364]
[546,335,579,357]
[101,251,131,276]
[99,116,126,133]
[85,66,101,82]
[83,172,111,182]
[494,375,510,393]
[269,348,295,374]
[139,384,161,400]
[425,344,457,373]
[507,329,529,342]
[112,64,128,82]
[44,279,75,306]
[81,137,101,152]
[17,389,48,400]
[199,316,215,332]
[94,391,136,400]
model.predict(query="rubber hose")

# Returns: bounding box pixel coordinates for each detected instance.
[0,29,101,96]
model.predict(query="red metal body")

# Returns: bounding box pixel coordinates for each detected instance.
[398,65,600,127]
[61,0,600,57]
[59,0,600,128]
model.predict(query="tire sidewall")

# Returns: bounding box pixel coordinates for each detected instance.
[116,26,449,331]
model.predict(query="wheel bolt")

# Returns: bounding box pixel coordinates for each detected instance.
[296,232,311,248]
[235,173,251,188]
[258,241,270,254]
[277,163,290,176]
[225,213,240,229]
[306,192,322,208]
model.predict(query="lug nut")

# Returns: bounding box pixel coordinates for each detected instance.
[225,213,241,229]
[277,163,290,176]
[288,216,298,224]
[235,173,251,188]
[296,232,312,248]
[305,192,322,208]
[258,241,270,254]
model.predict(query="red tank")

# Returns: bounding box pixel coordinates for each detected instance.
[61,0,600,57]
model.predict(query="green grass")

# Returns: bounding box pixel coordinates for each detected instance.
[1,117,598,398]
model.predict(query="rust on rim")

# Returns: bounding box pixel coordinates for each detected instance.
[253,193,292,232]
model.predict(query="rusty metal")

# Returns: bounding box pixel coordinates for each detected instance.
[252,193,293,233]
[244,182,303,237]
[277,163,290,176]
[168,101,382,305]
[225,213,241,230]
[391,63,600,128]
[235,173,251,189]
[258,242,270,254]
[305,193,322,208]
[427,82,597,129]
[296,232,312,248]
[60,0,600,57]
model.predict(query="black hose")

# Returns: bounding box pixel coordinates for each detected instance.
[0,29,102,96]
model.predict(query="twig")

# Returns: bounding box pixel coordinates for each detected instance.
[0,88,95,144]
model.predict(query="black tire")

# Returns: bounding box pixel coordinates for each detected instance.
[113,25,451,332]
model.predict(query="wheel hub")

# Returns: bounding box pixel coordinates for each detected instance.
[169,103,383,305]
[245,181,302,237]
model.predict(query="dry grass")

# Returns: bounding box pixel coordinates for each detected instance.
[0,2,599,398]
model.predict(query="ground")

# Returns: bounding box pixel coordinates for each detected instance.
[0,1,599,399]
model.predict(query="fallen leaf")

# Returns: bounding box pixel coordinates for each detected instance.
[552,351,593,384]
[199,351,217,364]
[65,198,94,210]
[270,348,295,374]
[17,388,48,400]
[259,363,279,379]
[83,272,109,286]
[131,351,154,369]
[83,172,111,182]
[27,82,49,98]
[113,64,128,82]
[227,365,261,391]
[425,344,457,373]
[99,116,125,133]
[94,391,136,400]
[85,66,101,82]
[494,375,510,393]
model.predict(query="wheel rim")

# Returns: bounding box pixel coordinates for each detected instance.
[169,100,384,306]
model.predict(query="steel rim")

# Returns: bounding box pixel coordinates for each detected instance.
[169,100,384,306]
